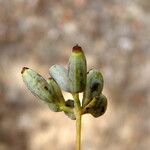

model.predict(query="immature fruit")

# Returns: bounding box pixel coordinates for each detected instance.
[21,67,61,112]
[68,45,87,93]
[47,78,65,105]
[85,94,107,118]
[64,99,76,120]
[22,67,55,103]
[82,69,103,107]
[49,65,70,92]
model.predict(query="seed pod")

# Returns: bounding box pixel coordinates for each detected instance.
[68,45,87,93]
[64,99,76,120]
[84,94,107,118]
[47,78,65,105]
[82,69,104,107]
[49,65,70,92]
[21,67,55,103]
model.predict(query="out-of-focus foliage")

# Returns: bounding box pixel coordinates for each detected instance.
[0,0,149,150]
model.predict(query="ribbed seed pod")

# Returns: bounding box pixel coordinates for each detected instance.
[49,65,70,92]
[47,78,65,105]
[21,67,55,103]
[82,69,104,107]
[84,94,107,118]
[68,45,87,93]
[64,100,76,120]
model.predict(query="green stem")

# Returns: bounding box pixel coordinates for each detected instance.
[76,111,82,150]
[81,97,97,114]
[59,105,73,113]
[73,93,82,150]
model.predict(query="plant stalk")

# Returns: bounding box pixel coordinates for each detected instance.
[73,93,82,150]
[59,105,73,113]
[76,111,82,150]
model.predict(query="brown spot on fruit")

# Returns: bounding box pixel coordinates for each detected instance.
[91,82,99,92]
[21,67,29,74]
[44,86,48,90]
[66,103,71,107]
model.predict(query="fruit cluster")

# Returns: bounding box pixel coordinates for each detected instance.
[21,45,107,120]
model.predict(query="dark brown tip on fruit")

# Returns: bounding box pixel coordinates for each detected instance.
[21,67,29,74]
[72,44,82,53]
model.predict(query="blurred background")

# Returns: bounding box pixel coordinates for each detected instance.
[0,0,150,150]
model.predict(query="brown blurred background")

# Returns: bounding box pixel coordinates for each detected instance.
[0,0,150,150]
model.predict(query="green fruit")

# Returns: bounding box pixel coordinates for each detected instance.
[21,67,61,112]
[68,45,87,93]
[84,94,107,118]
[22,67,55,103]
[49,65,70,92]
[82,69,103,107]
[47,78,65,105]
[64,100,76,120]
